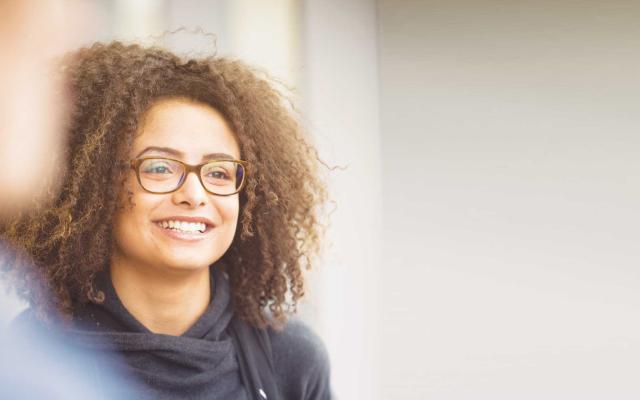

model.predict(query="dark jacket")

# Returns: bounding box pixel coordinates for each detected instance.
[12,267,332,400]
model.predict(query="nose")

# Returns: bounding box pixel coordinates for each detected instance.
[171,171,208,208]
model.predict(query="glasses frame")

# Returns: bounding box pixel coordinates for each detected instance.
[130,157,249,196]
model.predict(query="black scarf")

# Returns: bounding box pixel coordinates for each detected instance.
[70,266,249,400]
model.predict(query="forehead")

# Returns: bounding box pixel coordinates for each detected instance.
[133,98,240,160]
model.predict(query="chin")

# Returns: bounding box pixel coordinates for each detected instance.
[161,253,219,272]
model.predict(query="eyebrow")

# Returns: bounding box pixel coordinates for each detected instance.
[135,146,237,161]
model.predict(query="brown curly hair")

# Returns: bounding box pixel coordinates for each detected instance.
[0,41,327,329]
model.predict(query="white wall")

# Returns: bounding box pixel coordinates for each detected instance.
[300,1,382,399]
[378,1,640,399]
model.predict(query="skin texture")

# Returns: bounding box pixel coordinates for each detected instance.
[0,42,328,329]
[111,98,241,335]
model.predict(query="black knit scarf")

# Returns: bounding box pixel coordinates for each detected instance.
[70,266,249,400]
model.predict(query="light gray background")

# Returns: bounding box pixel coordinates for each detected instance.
[378,1,640,398]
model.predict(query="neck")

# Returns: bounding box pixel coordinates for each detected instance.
[110,255,211,336]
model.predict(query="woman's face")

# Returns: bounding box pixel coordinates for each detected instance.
[112,98,241,274]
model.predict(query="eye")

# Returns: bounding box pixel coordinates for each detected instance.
[140,159,178,175]
[206,169,231,180]
[148,165,170,173]
[201,161,239,188]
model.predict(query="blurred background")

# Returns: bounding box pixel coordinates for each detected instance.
[2,0,640,399]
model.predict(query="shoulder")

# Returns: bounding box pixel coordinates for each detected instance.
[10,307,61,338]
[2,308,98,398]
[267,318,332,400]
[10,307,45,335]
[11,307,35,327]
[9,308,70,355]
[268,318,329,368]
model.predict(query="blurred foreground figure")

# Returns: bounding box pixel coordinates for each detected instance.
[0,0,71,213]
[0,1,132,398]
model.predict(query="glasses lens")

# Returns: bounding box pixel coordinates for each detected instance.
[138,158,185,193]
[201,161,244,195]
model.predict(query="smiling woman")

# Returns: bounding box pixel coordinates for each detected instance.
[111,99,244,336]
[0,42,330,400]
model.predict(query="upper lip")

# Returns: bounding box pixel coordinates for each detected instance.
[153,216,215,227]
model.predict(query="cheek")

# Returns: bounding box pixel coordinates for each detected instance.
[112,202,141,246]
[217,199,240,255]
[113,184,159,242]
[219,197,240,225]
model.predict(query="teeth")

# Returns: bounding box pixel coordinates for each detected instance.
[158,220,207,234]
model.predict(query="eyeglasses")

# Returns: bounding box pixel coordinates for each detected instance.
[130,157,248,196]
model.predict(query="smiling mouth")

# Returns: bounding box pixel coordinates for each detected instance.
[156,220,210,234]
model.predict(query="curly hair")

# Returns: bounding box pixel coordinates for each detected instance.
[0,41,328,329]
